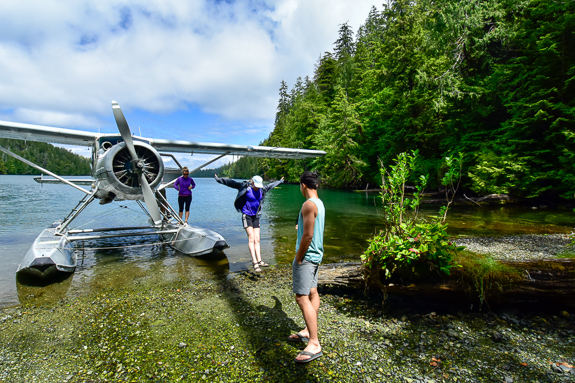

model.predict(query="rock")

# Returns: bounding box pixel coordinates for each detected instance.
[559,365,572,373]
[505,378,513,383]
[178,342,187,348]
[491,332,504,343]
[447,330,460,339]
[551,364,564,373]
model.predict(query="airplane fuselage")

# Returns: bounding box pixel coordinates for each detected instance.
[91,135,164,203]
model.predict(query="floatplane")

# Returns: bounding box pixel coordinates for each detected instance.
[0,101,325,283]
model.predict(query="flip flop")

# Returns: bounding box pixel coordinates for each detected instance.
[294,350,323,364]
[287,332,309,342]
[259,261,270,267]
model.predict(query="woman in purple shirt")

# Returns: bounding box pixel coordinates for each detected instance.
[174,167,196,223]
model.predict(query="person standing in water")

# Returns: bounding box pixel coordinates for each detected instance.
[174,167,195,223]
[214,174,283,272]
[289,171,325,364]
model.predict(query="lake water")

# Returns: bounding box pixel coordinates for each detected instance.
[1,175,574,308]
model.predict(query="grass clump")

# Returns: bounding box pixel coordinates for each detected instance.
[560,232,575,258]
[454,250,523,308]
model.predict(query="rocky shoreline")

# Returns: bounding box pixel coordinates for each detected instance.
[455,234,573,261]
[0,235,574,382]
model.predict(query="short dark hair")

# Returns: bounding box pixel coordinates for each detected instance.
[300,171,319,189]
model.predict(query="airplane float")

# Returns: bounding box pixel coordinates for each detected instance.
[0,101,325,283]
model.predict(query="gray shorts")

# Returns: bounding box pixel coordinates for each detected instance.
[292,258,319,295]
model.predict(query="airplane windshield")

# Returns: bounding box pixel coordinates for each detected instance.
[97,136,150,149]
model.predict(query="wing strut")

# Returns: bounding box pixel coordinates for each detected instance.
[0,144,91,195]
[158,152,230,191]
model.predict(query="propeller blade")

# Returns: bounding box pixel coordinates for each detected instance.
[112,101,138,161]
[112,101,161,225]
[140,173,162,225]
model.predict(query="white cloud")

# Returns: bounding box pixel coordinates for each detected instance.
[0,0,377,137]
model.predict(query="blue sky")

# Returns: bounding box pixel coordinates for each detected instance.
[0,0,378,169]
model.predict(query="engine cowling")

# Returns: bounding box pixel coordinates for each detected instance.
[93,140,164,202]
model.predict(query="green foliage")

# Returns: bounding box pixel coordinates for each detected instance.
[0,138,90,175]
[361,151,464,282]
[190,166,226,178]
[312,87,366,187]
[216,157,262,180]
[364,221,462,281]
[249,0,575,200]
[467,150,530,195]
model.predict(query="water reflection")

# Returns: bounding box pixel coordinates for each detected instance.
[16,234,230,306]
[2,176,575,308]
[441,205,575,236]
[264,188,575,264]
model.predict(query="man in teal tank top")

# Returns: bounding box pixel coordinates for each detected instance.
[289,171,325,363]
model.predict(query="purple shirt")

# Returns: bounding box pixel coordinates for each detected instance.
[174,176,195,196]
[241,187,262,216]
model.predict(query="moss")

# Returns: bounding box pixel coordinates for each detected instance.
[556,251,575,259]
[454,251,524,307]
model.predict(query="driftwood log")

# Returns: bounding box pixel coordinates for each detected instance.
[318,259,575,308]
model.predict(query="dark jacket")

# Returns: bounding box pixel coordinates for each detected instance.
[215,176,283,217]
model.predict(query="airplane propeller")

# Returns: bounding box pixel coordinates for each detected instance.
[112,101,162,225]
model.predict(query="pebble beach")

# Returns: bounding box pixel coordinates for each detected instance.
[0,234,574,382]
[455,234,573,261]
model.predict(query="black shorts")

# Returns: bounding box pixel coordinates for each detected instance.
[178,195,192,212]
[242,214,260,229]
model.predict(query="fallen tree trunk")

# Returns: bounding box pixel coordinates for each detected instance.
[318,262,365,289]
[318,259,575,307]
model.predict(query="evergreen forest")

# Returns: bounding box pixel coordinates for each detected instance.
[223,0,575,200]
[0,138,91,175]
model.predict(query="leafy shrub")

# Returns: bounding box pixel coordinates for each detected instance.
[362,151,464,283]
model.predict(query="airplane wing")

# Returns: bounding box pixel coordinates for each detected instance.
[0,120,99,146]
[0,120,325,159]
[149,138,325,159]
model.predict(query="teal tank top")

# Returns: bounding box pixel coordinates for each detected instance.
[296,198,325,264]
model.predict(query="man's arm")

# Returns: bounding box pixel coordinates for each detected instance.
[295,200,318,264]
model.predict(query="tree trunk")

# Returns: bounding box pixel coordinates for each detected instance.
[318,259,575,307]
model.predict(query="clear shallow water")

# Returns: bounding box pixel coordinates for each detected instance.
[1,175,574,308]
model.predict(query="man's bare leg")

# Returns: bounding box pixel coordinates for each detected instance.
[290,287,319,340]
[294,288,321,361]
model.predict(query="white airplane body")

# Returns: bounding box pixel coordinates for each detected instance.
[0,101,325,284]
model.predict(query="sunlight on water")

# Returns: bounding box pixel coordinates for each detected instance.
[1,175,574,308]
